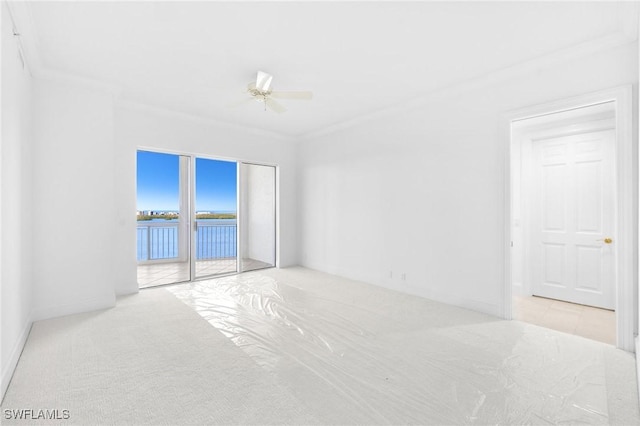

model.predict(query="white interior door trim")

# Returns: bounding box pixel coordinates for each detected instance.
[501,85,635,352]
[236,162,242,272]
[188,154,196,281]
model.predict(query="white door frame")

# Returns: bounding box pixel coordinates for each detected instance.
[501,85,634,352]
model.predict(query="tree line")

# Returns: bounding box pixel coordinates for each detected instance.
[137,213,236,221]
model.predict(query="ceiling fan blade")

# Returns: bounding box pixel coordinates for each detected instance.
[256,70,273,92]
[270,90,313,100]
[226,97,254,108]
[265,97,286,113]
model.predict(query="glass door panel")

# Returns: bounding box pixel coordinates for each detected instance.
[136,151,190,288]
[194,158,238,278]
[137,153,275,286]
[240,163,276,272]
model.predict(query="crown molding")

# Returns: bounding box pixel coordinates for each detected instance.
[8,1,638,143]
[117,99,296,143]
[7,1,293,139]
[4,0,42,76]
[618,0,640,42]
[6,1,122,96]
[36,68,123,97]
[300,30,638,141]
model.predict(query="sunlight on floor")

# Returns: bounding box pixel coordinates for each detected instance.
[137,258,273,287]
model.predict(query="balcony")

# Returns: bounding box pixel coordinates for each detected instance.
[136,221,270,287]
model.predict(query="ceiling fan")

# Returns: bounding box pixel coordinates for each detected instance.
[230,70,313,113]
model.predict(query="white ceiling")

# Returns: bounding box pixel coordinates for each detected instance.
[14,1,639,138]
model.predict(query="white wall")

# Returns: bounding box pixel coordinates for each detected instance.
[31,79,117,320]
[637,15,640,382]
[298,42,638,317]
[115,105,297,294]
[18,77,299,320]
[1,1,33,398]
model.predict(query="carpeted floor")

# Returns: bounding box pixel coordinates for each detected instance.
[2,267,639,424]
[1,286,319,425]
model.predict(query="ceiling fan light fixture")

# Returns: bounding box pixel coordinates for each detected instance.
[256,70,273,92]
[231,70,313,114]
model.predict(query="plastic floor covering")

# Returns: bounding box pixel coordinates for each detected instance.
[167,267,640,425]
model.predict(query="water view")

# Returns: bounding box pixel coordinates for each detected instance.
[137,150,239,263]
[137,218,237,261]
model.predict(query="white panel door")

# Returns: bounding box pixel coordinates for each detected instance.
[530,129,615,309]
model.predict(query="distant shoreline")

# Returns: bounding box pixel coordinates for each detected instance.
[137,213,237,221]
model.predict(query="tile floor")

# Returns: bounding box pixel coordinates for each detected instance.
[513,295,615,345]
[137,258,272,288]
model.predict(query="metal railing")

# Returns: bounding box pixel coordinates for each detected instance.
[136,222,179,261]
[196,223,237,260]
[136,221,237,262]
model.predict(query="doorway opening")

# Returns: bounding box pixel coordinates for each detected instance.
[136,150,277,288]
[239,163,277,272]
[504,86,634,351]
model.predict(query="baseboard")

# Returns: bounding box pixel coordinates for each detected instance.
[511,282,524,297]
[32,294,116,322]
[298,262,502,318]
[114,281,139,297]
[427,289,502,318]
[636,336,639,407]
[1,315,33,403]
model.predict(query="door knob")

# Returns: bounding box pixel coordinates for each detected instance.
[598,237,613,244]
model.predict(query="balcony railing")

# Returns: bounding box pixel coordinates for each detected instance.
[195,223,237,260]
[137,222,179,261]
[137,221,237,262]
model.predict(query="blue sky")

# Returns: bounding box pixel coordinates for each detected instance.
[195,157,237,212]
[137,151,237,212]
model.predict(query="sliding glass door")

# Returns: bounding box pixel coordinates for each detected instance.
[136,151,275,288]
[239,163,276,272]
[136,151,190,288]
[194,158,238,279]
